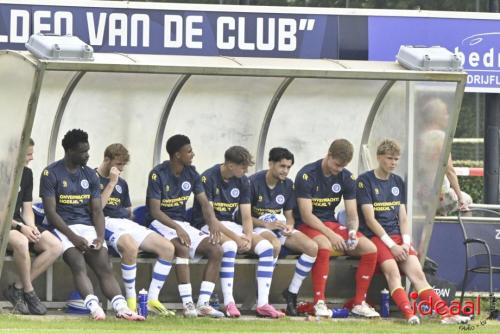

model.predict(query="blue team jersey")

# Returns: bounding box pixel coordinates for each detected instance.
[145,161,204,223]
[294,159,356,227]
[192,164,251,228]
[356,170,405,238]
[249,170,295,218]
[98,173,131,219]
[39,160,101,226]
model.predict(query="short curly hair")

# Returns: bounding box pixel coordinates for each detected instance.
[62,129,88,151]
[377,139,401,156]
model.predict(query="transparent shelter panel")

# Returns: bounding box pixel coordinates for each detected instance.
[0,54,36,235]
[30,71,78,197]
[265,78,386,181]
[54,72,180,205]
[163,75,283,174]
[364,80,460,257]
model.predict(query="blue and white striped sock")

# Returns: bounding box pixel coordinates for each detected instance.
[178,283,193,306]
[288,253,316,294]
[148,258,172,300]
[111,295,127,312]
[197,281,215,306]
[220,240,237,305]
[255,239,274,307]
[84,294,100,312]
[121,263,137,299]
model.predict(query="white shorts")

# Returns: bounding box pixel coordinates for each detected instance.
[201,220,247,237]
[253,227,297,246]
[54,224,108,253]
[150,220,208,259]
[105,217,154,256]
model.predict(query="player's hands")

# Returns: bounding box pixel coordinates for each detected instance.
[175,226,191,247]
[401,243,411,255]
[390,244,408,262]
[236,235,251,253]
[281,225,294,237]
[458,198,469,212]
[268,220,286,231]
[21,225,41,243]
[346,230,358,251]
[109,166,120,184]
[208,220,222,245]
[90,238,103,250]
[70,234,90,253]
[328,232,347,253]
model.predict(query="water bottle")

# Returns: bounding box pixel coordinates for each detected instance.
[331,308,349,318]
[138,289,148,318]
[380,288,390,318]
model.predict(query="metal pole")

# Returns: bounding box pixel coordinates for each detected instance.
[484,0,500,204]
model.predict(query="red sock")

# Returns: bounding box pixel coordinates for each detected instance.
[352,251,377,305]
[419,288,449,316]
[391,287,414,319]
[311,249,330,303]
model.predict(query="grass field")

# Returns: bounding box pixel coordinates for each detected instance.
[1,314,499,334]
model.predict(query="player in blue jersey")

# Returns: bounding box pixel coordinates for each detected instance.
[295,139,379,318]
[249,147,317,316]
[40,129,144,321]
[193,146,285,318]
[96,143,176,315]
[146,134,224,318]
[3,138,62,315]
[357,139,469,325]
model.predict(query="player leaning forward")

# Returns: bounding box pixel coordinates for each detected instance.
[40,129,143,320]
[294,139,380,318]
[96,143,176,315]
[356,139,469,325]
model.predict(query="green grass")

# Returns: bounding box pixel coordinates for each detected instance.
[1,315,499,334]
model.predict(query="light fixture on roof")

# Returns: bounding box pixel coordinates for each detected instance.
[396,45,462,71]
[25,33,94,61]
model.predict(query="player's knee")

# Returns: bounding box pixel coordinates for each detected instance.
[315,237,332,251]
[157,239,175,260]
[174,244,190,258]
[10,235,29,253]
[206,244,223,261]
[383,267,402,284]
[360,237,377,254]
[306,241,319,257]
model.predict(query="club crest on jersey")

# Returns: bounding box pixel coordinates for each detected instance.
[115,184,122,194]
[275,194,285,205]
[375,188,379,195]
[332,183,341,193]
[230,188,240,198]
[181,181,191,191]
[62,180,68,188]
[81,179,89,189]
[391,186,400,196]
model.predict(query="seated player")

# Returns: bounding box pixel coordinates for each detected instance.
[3,138,62,315]
[249,147,317,316]
[356,139,470,325]
[96,143,176,315]
[295,139,380,318]
[146,134,224,318]
[193,146,285,318]
[40,129,143,321]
